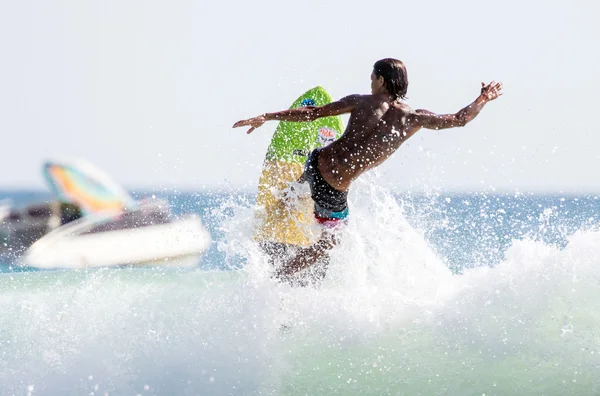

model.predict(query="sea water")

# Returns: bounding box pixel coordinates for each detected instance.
[1,178,600,395]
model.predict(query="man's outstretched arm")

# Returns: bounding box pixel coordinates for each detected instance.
[233,95,359,134]
[412,81,503,130]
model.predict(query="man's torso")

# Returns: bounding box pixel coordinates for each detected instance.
[318,94,421,191]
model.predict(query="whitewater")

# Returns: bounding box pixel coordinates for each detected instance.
[1,179,599,395]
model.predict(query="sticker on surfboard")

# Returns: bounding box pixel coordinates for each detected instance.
[317,126,337,146]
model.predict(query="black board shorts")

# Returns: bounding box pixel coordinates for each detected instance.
[303,148,349,222]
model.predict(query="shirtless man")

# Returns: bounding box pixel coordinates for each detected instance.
[233,58,503,280]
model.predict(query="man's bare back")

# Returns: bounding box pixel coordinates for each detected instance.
[316,94,420,191]
[233,58,503,282]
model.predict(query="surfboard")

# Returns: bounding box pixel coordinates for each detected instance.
[255,86,344,247]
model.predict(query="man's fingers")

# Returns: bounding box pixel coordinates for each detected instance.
[233,120,248,128]
[481,81,504,89]
[247,126,256,134]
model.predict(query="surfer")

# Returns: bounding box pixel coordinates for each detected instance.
[233,58,503,280]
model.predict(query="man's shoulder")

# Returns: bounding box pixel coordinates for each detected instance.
[342,94,393,106]
[390,101,415,113]
[340,94,415,110]
[339,94,370,102]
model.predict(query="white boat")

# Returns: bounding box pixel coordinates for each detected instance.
[2,158,212,269]
[20,199,211,269]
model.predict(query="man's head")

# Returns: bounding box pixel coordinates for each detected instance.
[371,58,408,100]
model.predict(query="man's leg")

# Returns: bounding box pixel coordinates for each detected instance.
[274,227,338,283]
[260,240,312,287]
[259,241,291,267]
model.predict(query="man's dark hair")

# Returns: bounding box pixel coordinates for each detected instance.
[373,58,408,100]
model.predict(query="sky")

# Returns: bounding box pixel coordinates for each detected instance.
[0,0,598,193]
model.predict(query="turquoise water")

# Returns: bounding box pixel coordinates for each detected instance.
[1,183,600,395]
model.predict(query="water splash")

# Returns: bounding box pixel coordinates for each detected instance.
[1,182,600,394]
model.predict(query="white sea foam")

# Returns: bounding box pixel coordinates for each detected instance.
[0,181,599,394]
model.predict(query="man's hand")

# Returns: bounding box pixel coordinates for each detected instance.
[232,115,266,134]
[480,81,503,102]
